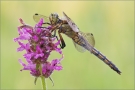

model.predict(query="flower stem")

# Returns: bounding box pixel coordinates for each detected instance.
[41,76,46,90]
[39,64,46,90]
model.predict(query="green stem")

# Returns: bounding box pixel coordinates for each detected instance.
[41,76,46,90]
[39,64,46,90]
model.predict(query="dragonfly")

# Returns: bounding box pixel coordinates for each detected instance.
[33,12,121,75]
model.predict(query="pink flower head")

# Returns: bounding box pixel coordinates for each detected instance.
[14,18,64,78]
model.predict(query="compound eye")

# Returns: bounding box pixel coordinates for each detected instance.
[56,14,58,18]
[53,13,58,18]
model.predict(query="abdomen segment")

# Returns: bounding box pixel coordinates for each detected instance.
[91,48,121,75]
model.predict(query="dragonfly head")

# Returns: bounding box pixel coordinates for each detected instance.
[49,13,59,25]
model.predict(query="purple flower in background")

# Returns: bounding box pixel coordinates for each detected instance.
[14,18,64,79]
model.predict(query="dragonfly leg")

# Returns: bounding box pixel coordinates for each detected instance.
[51,30,65,49]
[37,27,47,28]
[49,26,65,49]
[58,29,66,49]
[55,35,64,49]
[53,29,57,37]
[42,22,51,25]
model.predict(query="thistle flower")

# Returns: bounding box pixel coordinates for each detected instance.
[14,18,64,88]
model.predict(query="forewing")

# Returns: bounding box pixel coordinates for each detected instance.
[72,40,86,53]
[80,31,95,47]
[63,12,79,32]
[63,12,95,52]
[33,13,49,23]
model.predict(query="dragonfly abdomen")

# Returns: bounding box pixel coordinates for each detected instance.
[91,48,121,75]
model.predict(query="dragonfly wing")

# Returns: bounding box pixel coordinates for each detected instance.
[33,13,50,23]
[76,32,95,53]
[63,12,80,32]
[63,12,94,52]
[72,40,86,53]
[80,31,95,47]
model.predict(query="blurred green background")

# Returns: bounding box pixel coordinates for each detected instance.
[1,1,134,90]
